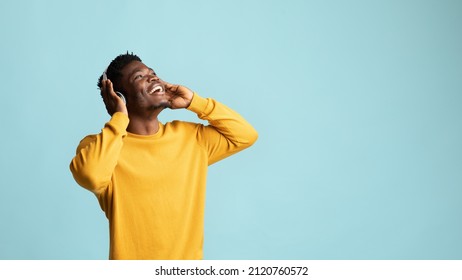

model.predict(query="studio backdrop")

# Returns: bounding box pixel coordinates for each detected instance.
[0,0,461,259]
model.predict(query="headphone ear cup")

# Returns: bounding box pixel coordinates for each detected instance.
[116,91,127,104]
[102,67,108,81]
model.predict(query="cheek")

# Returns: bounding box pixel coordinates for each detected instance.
[126,84,145,101]
[130,92,148,106]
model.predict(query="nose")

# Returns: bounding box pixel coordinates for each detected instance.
[148,73,159,82]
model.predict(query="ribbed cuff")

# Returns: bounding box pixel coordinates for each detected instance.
[187,93,210,115]
[109,112,130,134]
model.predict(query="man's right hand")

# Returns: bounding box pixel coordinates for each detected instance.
[101,79,128,116]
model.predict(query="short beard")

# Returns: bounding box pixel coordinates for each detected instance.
[148,101,171,111]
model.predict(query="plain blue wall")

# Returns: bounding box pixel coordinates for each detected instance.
[0,0,461,259]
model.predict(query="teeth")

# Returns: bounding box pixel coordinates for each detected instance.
[149,85,163,95]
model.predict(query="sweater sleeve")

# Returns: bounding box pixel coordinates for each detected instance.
[188,93,258,165]
[69,112,129,195]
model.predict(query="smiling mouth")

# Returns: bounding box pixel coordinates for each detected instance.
[148,84,164,95]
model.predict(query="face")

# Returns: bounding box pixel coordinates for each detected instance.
[118,60,170,113]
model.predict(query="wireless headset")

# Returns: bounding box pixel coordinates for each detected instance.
[102,68,127,104]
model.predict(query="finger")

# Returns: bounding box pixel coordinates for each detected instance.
[103,80,119,104]
[107,80,116,97]
[108,80,128,109]
[163,82,179,93]
[106,80,121,101]
[105,81,116,103]
[101,80,115,115]
[101,80,110,102]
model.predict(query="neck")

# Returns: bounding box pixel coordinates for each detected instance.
[126,109,163,135]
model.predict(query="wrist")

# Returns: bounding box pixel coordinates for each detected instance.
[110,112,130,131]
[187,93,208,113]
[116,106,128,116]
[185,91,194,108]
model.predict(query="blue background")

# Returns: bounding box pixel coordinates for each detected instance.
[0,0,461,259]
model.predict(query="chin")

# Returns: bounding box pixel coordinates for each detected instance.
[148,101,171,110]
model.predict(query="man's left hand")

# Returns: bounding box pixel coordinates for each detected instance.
[164,82,194,109]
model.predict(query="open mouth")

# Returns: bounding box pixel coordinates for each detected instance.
[148,84,164,95]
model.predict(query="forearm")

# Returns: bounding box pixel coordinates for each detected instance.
[188,93,258,163]
[69,112,129,194]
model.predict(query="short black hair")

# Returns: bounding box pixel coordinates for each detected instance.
[97,51,142,90]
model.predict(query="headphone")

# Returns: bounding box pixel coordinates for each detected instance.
[102,68,127,104]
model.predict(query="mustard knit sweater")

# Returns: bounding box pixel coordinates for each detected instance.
[70,93,258,259]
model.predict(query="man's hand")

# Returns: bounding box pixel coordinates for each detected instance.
[101,79,128,116]
[164,82,194,109]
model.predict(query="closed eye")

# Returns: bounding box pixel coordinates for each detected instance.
[131,68,156,82]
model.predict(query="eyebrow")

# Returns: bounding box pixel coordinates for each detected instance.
[129,67,156,79]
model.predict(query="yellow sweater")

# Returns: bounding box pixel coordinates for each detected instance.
[70,93,258,260]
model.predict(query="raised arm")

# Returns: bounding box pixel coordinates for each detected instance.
[164,82,258,165]
[70,79,128,194]
[69,113,129,194]
[191,94,258,164]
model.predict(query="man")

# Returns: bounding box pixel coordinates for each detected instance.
[69,52,258,260]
